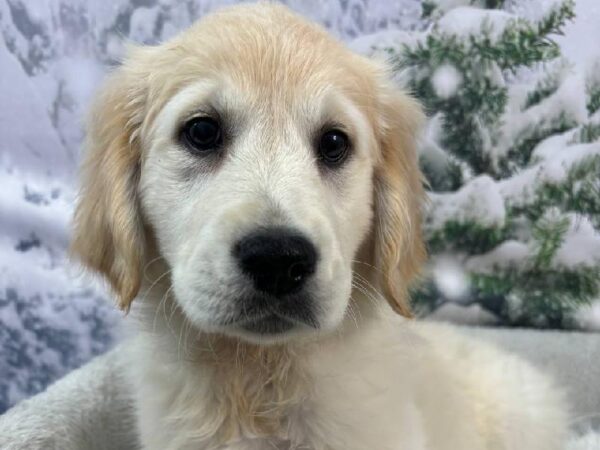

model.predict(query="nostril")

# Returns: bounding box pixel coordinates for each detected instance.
[234,228,318,297]
[288,261,310,283]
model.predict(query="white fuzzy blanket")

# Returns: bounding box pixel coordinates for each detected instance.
[1,327,599,449]
[568,432,600,450]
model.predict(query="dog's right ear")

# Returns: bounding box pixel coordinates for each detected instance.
[70,52,149,311]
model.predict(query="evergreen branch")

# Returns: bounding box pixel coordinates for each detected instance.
[400,0,593,329]
[523,62,568,110]
[499,112,578,176]
[396,4,575,177]
[414,241,599,327]
[584,59,600,114]
[531,212,570,269]
[524,78,561,111]
[400,23,560,74]
[511,155,600,228]
[399,42,508,175]
[470,263,600,327]
[426,220,510,254]
[402,0,574,72]
[474,25,559,71]
[420,155,464,192]
[570,121,600,144]
[484,0,506,9]
[409,280,445,314]
[422,1,437,19]
[421,0,508,20]
[587,84,600,115]
[536,0,575,37]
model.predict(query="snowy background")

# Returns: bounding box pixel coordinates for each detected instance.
[0,0,599,413]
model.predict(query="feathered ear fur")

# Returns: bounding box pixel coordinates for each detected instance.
[70,55,149,311]
[372,82,427,318]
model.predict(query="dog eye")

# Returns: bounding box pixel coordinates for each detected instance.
[181,117,222,153]
[318,130,350,166]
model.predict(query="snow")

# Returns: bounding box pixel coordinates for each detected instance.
[431,64,462,99]
[540,143,600,183]
[575,301,600,332]
[431,256,469,301]
[436,7,516,42]
[494,72,588,163]
[555,0,600,71]
[428,175,506,229]
[419,113,462,177]
[129,6,161,44]
[499,141,600,207]
[0,168,122,412]
[423,0,471,16]
[349,29,421,60]
[509,0,567,25]
[466,240,530,273]
[0,169,71,258]
[0,37,71,178]
[584,59,600,92]
[15,2,49,28]
[554,216,600,268]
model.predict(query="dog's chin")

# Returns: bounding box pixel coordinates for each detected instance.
[179,310,324,345]
[217,313,320,345]
[173,286,349,345]
[240,313,296,334]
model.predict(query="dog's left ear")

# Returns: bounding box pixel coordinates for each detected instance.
[372,81,427,318]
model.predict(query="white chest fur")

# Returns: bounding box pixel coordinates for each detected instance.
[127,318,521,450]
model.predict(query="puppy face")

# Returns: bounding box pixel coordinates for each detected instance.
[71,4,426,344]
[140,76,375,340]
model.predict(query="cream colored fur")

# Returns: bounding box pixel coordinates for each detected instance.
[71,3,568,449]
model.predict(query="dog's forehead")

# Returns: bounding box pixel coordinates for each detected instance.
[161,5,376,104]
[137,4,382,144]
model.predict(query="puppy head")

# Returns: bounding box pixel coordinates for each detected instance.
[71,3,425,343]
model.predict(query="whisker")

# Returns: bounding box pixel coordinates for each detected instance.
[152,284,173,334]
[346,298,360,329]
[351,278,399,334]
[353,272,387,303]
[139,269,173,305]
[351,259,385,277]
[142,256,166,283]
[183,316,196,362]
[351,278,381,308]
[177,313,194,362]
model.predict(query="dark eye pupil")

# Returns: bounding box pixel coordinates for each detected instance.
[319,130,349,164]
[182,118,221,151]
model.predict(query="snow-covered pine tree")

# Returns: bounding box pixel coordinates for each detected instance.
[391,0,600,327]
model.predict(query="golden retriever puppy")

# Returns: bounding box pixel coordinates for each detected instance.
[71,3,568,449]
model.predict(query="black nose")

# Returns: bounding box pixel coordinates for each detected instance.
[234,228,318,297]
